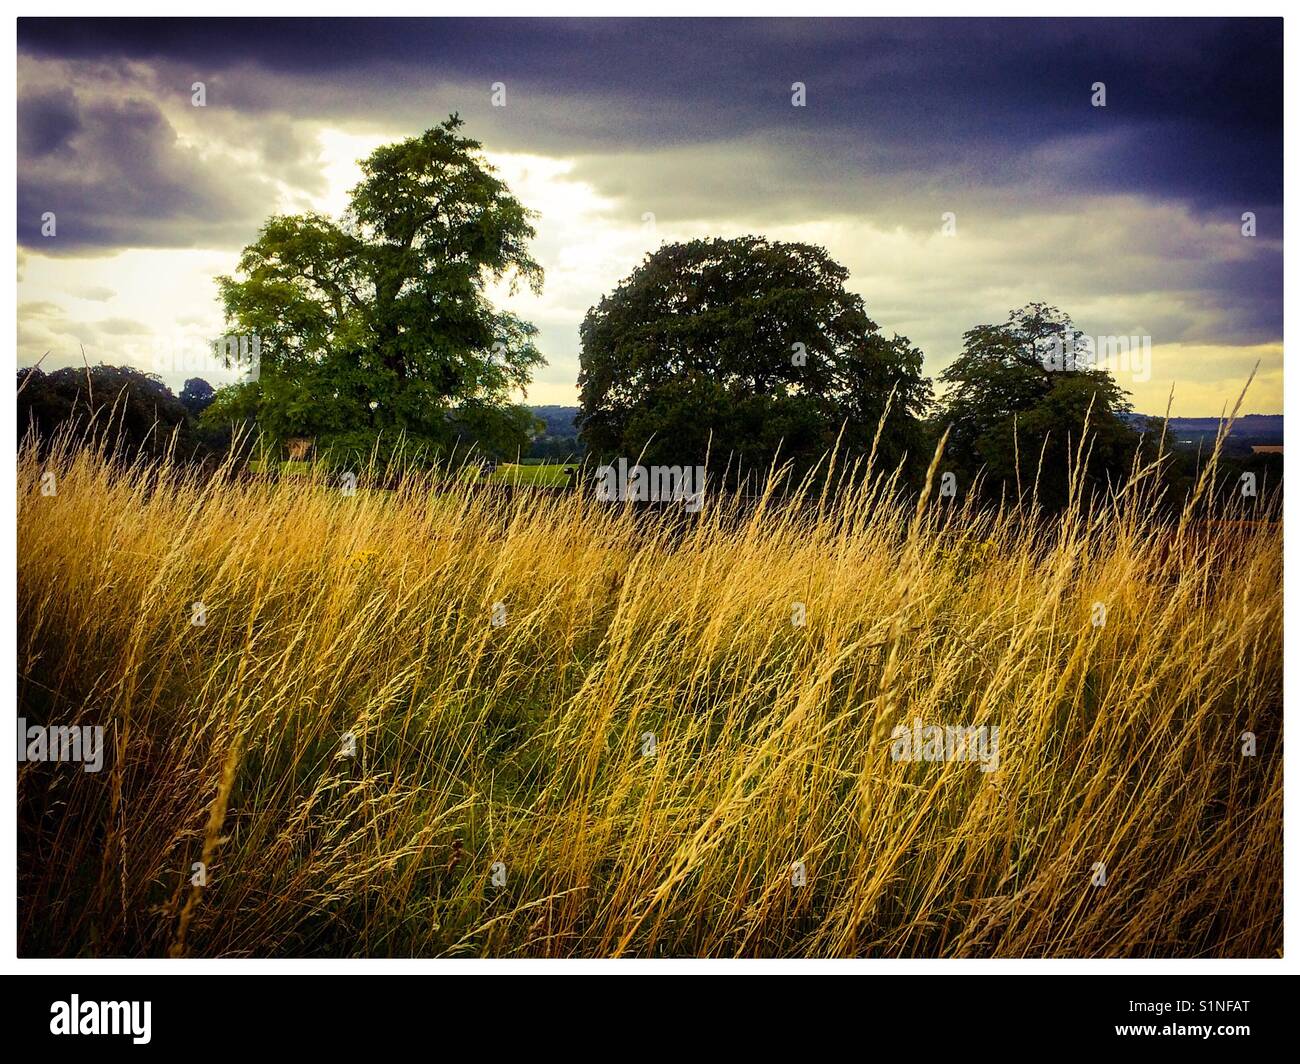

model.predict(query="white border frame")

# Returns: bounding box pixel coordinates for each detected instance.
[5,2,1292,975]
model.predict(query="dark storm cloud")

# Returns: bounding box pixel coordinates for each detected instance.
[18,85,83,156]
[17,84,276,253]
[18,17,1282,208]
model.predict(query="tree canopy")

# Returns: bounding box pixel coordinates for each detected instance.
[214,114,544,463]
[577,236,932,485]
[935,303,1147,509]
[18,365,203,458]
[178,377,216,417]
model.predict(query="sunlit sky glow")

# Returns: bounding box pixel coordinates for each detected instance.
[17,17,1283,415]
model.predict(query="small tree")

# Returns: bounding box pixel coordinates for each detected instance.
[214,114,544,464]
[178,377,216,417]
[936,303,1145,509]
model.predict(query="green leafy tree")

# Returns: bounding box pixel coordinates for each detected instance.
[214,114,544,463]
[936,303,1146,509]
[577,236,932,487]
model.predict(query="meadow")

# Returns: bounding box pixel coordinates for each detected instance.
[249,459,576,488]
[17,432,1282,958]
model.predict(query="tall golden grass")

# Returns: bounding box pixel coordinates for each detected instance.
[17,429,1281,957]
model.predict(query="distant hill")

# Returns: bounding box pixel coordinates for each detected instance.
[540,407,1282,445]
[529,405,581,437]
[1165,414,1281,442]
[1125,413,1282,445]
[525,405,584,460]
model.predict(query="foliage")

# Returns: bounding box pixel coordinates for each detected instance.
[17,364,203,458]
[178,377,217,417]
[214,114,544,461]
[935,304,1147,509]
[524,405,585,460]
[578,237,932,487]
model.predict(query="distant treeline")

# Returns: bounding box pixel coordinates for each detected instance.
[1126,414,1283,457]
[16,364,587,466]
[525,405,585,460]
[18,365,227,462]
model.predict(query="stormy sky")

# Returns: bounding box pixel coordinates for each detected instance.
[16,17,1283,414]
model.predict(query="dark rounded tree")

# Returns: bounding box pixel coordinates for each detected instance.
[178,377,217,417]
[18,364,201,458]
[577,237,932,488]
